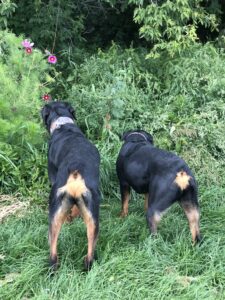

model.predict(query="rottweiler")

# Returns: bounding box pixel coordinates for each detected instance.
[116,129,201,243]
[41,101,100,270]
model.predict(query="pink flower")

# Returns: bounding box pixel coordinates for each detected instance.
[42,94,51,101]
[48,55,57,64]
[22,39,34,48]
[25,47,32,54]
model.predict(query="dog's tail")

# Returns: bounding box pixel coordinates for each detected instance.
[57,171,88,199]
[174,171,192,191]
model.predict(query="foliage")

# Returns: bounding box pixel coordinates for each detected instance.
[1,33,224,198]
[0,30,52,195]
[129,0,218,57]
[0,0,16,29]
[60,42,225,197]
[6,0,85,51]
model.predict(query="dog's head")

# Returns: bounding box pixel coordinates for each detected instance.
[41,101,76,132]
[121,129,153,144]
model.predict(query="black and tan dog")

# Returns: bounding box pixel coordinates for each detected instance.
[116,129,201,243]
[41,101,100,270]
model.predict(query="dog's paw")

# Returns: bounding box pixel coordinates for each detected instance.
[119,211,128,218]
[84,256,93,271]
[194,234,203,245]
[150,231,158,239]
[49,255,58,271]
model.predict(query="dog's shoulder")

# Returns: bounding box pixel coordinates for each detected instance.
[116,142,151,171]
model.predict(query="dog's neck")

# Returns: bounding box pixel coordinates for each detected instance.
[50,116,74,134]
[126,132,147,141]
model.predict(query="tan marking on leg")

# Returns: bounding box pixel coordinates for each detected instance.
[77,196,98,266]
[49,207,67,263]
[181,203,200,242]
[57,171,87,199]
[86,219,97,263]
[49,196,72,265]
[66,205,80,223]
[149,211,162,234]
[174,171,191,191]
[144,193,149,211]
[154,212,162,223]
[186,208,200,242]
[120,189,130,217]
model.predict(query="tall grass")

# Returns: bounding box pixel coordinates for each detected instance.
[0,189,225,299]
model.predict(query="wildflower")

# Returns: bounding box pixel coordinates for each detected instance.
[25,47,32,54]
[48,55,57,64]
[22,39,34,48]
[42,94,51,101]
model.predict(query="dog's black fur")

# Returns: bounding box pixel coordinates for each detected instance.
[116,129,201,242]
[41,101,100,270]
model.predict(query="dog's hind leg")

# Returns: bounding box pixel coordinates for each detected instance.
[77,190,99,271]
[179,188,201,243]
[144,193,149,211]
[119,184,131,217]
[56,172,99,270]
[146,187,176,235]
[48,188,72,269]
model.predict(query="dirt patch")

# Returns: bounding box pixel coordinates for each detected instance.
[0,194,29,222]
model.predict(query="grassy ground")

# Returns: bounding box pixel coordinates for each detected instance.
[1,185,225,300]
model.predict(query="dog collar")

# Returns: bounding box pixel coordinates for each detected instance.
[50,117,74,134]
[126,132,147,141]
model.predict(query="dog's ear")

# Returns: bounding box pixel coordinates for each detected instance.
[66,103,76,120]
[69,106,76,120]
[145,132,154,144]
[139,130,153,144]
[41,105,51,126]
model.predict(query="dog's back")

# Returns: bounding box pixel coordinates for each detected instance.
[48,124,100,188]
[117,140,193,194]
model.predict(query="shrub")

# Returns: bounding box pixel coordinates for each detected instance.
[1,34,224,202]
[66,43,225,195]
[0,30,52,196]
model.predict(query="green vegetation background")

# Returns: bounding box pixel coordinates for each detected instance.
[0,1,225,299]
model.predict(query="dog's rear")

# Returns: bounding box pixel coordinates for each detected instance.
[174,171,201,242]
[147,169,201,242]
[49,170,99,270]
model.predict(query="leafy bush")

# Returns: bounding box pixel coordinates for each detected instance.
[66,43,225,196]
[0,0,16,29]
[129,0,218,57]
[0,30,51,196]
[0,31,224,203]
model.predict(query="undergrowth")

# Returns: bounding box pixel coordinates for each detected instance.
[0,31,225,299]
